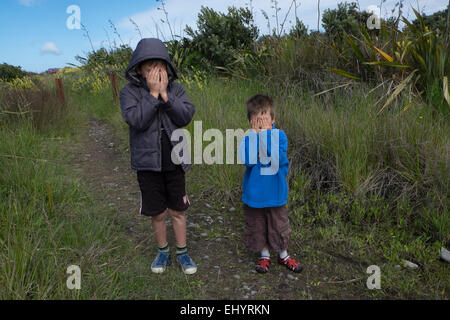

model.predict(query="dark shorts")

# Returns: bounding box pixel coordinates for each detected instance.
[137,165,190,217]
[243,204,291,252]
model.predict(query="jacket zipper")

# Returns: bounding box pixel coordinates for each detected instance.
[158,109,162,171]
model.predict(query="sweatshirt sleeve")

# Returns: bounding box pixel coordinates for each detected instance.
[160,83,195,127]
[238,132,259,168]
[259,129,289,168]
[120,85,160,131]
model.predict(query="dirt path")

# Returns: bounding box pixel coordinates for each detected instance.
[63,117,367,300]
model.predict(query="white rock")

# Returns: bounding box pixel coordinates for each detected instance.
[233,274,241,280]
[287,274,295,280]
[403,260,419,269]
[229,207,236,212]
[440,247,450,263]
[250,290,257,295]
[201,233,208,237]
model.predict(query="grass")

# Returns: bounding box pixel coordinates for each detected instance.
[0,72,448,299]
[182,76,449,298]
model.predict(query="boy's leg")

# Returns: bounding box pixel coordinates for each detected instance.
[136,170,171,273]
[167,209,186,247]
[244,205,271,273]
[152,210,168,247]
[165,166,196,274]
[150,210,172,274]
[266,205,303,273]
[169,209,197,274]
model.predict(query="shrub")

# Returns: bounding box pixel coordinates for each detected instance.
[0,63,26,82]
[184,6,259,69]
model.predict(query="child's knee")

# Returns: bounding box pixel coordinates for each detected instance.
[152,210,167,222]
[168,209,185,219]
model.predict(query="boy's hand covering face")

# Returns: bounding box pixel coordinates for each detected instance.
[140,61,168,101]
[250,112,273,133]
[259,114,273,130]
[250,117,260,133]
[146,67,161,99]
[159,68,169,102]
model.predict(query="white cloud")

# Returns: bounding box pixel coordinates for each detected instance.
[40,42,62,55]
[18,0,37,7]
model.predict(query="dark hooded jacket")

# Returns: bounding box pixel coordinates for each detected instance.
[120,38,195,172]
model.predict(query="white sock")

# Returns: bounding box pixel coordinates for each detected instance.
[279,250,288,260]
[261,248,270,258]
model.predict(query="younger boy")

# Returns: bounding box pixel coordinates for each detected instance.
[238,94,303,274]
[120,38,197,275]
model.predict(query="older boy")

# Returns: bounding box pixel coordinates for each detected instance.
[120,38,197,275]
[238,94,303,274]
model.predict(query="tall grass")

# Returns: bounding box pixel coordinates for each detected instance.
[182,76,448,245]
[0,81,135,299]
[47,63,449,298]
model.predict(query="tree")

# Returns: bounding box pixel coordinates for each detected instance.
[184,6,259,68]
[411,9,449,34]
[322,2,371,39]
[0,63,26,82]
[289,19,308,38]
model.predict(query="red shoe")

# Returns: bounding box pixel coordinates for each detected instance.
[278,255,303,273]
[255,257,271,274]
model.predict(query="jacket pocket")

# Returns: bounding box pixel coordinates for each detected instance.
[131,147,159,169]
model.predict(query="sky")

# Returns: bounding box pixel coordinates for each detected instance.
[0,0,447,73]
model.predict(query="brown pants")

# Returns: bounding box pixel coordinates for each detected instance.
[243,204,291,252]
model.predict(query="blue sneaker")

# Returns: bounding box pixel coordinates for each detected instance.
[151,252,171,273]
[176,253,197,275]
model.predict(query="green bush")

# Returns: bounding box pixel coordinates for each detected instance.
[322,2,371,39]
[184,6,259,69]
[75,45,132,76]
[0,63,26,82]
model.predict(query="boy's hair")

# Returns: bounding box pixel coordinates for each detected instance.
[136,59,166,72]
[246,94,275,121]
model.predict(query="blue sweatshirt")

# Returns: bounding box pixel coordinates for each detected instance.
[238,125,289,208]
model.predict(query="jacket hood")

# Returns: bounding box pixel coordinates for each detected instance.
[125,38,178,88]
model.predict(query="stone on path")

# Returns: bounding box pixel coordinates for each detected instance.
[403,260,418,269]
[440,247,450,263]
